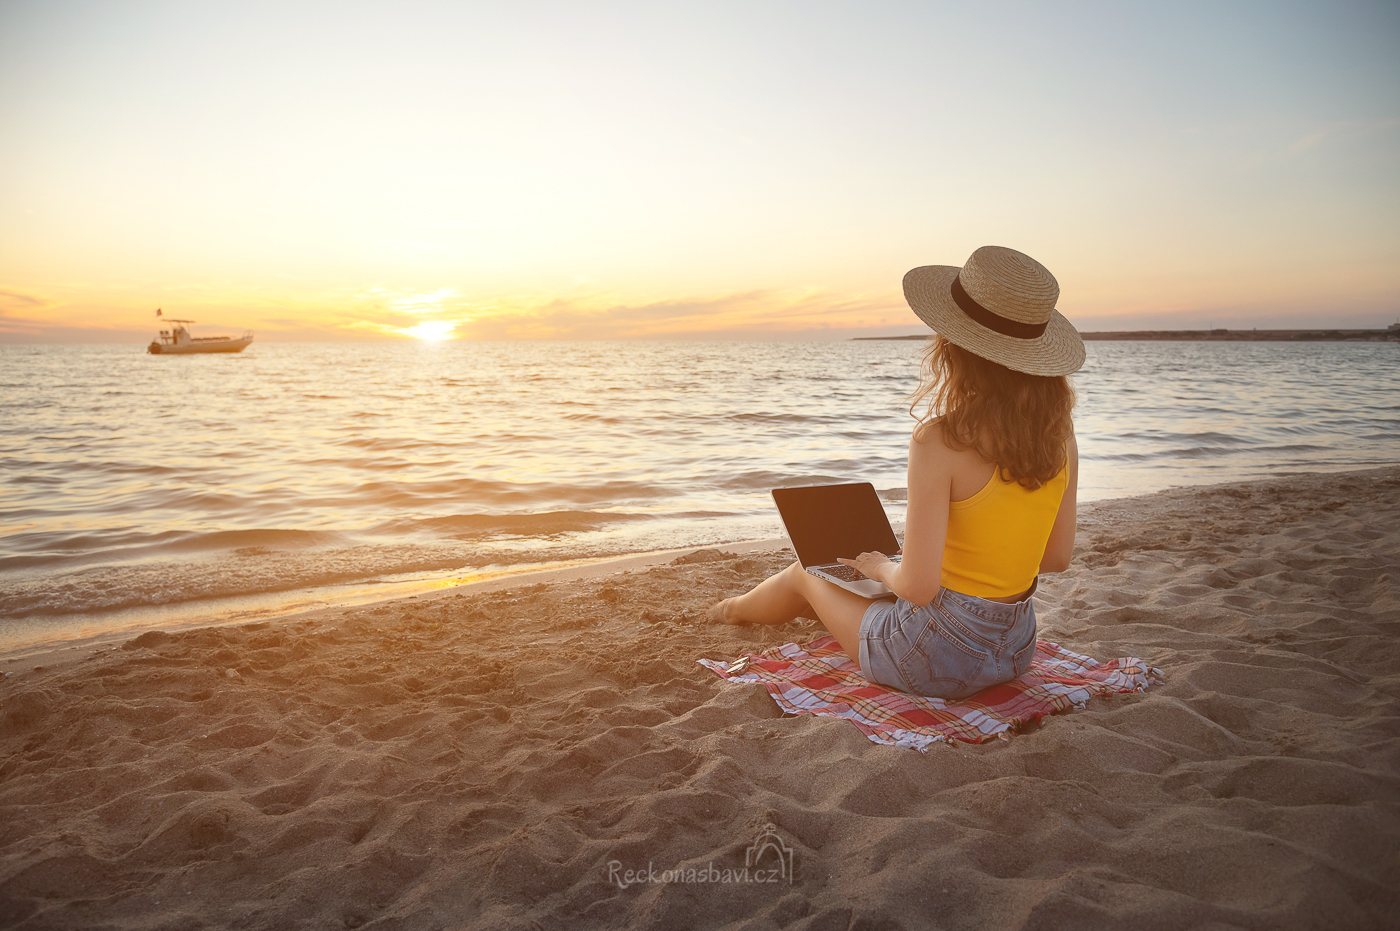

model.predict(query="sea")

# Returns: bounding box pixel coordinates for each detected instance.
[2,338,1397,652]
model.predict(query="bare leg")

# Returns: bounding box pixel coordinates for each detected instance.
[710,561,876,663]
[787,564,877,662]
[711,562,812,626]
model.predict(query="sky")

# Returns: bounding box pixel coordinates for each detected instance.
[1,0,1398,342]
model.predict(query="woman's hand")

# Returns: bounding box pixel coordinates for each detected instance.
[837,551,893,582]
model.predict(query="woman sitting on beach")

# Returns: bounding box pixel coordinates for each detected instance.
[710,246,1086,699]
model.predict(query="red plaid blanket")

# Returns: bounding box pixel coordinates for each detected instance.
[698,635,1161,751]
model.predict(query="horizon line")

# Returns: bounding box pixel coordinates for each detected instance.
[3,323,1399,347]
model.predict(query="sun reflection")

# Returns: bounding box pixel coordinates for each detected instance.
[403,320,456,342]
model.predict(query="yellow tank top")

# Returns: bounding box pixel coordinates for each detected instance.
[940,464,1068,599]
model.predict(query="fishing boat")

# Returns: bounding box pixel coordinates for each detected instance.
[147,318,254,354]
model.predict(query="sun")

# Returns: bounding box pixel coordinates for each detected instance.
[403,320,456,342]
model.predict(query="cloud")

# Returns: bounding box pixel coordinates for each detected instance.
[390,288,459,315]
[451,289,903,339]
[0,289,55,336]
[0,288,51,313]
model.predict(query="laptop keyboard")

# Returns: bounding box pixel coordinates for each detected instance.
[814,555,900,582]
[818,564,866,582]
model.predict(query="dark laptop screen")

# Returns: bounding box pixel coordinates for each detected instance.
[771,482,899,568]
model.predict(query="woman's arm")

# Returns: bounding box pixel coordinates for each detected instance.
[842,425,950,606]
[1039,431,1079,573]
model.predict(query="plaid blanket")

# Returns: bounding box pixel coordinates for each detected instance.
[698,635,1161,751]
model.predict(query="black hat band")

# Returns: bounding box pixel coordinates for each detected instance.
[951,275,1049,340]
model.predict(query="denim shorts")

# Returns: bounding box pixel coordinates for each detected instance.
[859,579,1038,700]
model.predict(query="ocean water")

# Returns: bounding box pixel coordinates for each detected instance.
[2,338,1397,648]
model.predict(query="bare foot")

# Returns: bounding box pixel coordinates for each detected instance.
[705,597,740,625]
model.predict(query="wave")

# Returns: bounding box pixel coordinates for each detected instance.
[717,470,866,491]
[0,543,470,619]
[0,528,346,572]
[296,455,422,471]
[339,436,444,451]
[180,529,345,550]
[1094,443,1332,463]
[5,473,66,487]
[1114,431,1254,445]
[346,477,666,508]
[376,509,640,540]
[725,411,833,424]
[0,457,188,478]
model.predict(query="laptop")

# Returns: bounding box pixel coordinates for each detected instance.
[771,482,902,598]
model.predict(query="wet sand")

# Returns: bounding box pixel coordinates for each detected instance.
[2,466,1398,929]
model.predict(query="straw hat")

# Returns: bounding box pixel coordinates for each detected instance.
[903,246,1085,376]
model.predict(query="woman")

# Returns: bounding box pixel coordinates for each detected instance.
[709,245,1085,699]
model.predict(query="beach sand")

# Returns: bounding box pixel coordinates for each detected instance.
[2,466,1398,929]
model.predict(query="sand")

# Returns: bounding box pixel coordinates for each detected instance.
[2,465,1398,929]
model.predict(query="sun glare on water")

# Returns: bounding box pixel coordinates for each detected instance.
[403,321,456,342]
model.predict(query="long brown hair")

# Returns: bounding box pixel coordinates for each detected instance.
[909,335,1075,489]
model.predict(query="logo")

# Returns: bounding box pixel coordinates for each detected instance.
[744,823,794,883]
[606,823,796,889]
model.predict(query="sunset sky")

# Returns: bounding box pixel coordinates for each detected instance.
[2,0,1398,342]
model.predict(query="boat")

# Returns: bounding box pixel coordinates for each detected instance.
[147,319,254,354]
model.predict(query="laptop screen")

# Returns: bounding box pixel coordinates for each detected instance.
[771,482,899,568]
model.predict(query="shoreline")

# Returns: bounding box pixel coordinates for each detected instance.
[5,462,1396,671]
[0,537,788,671]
